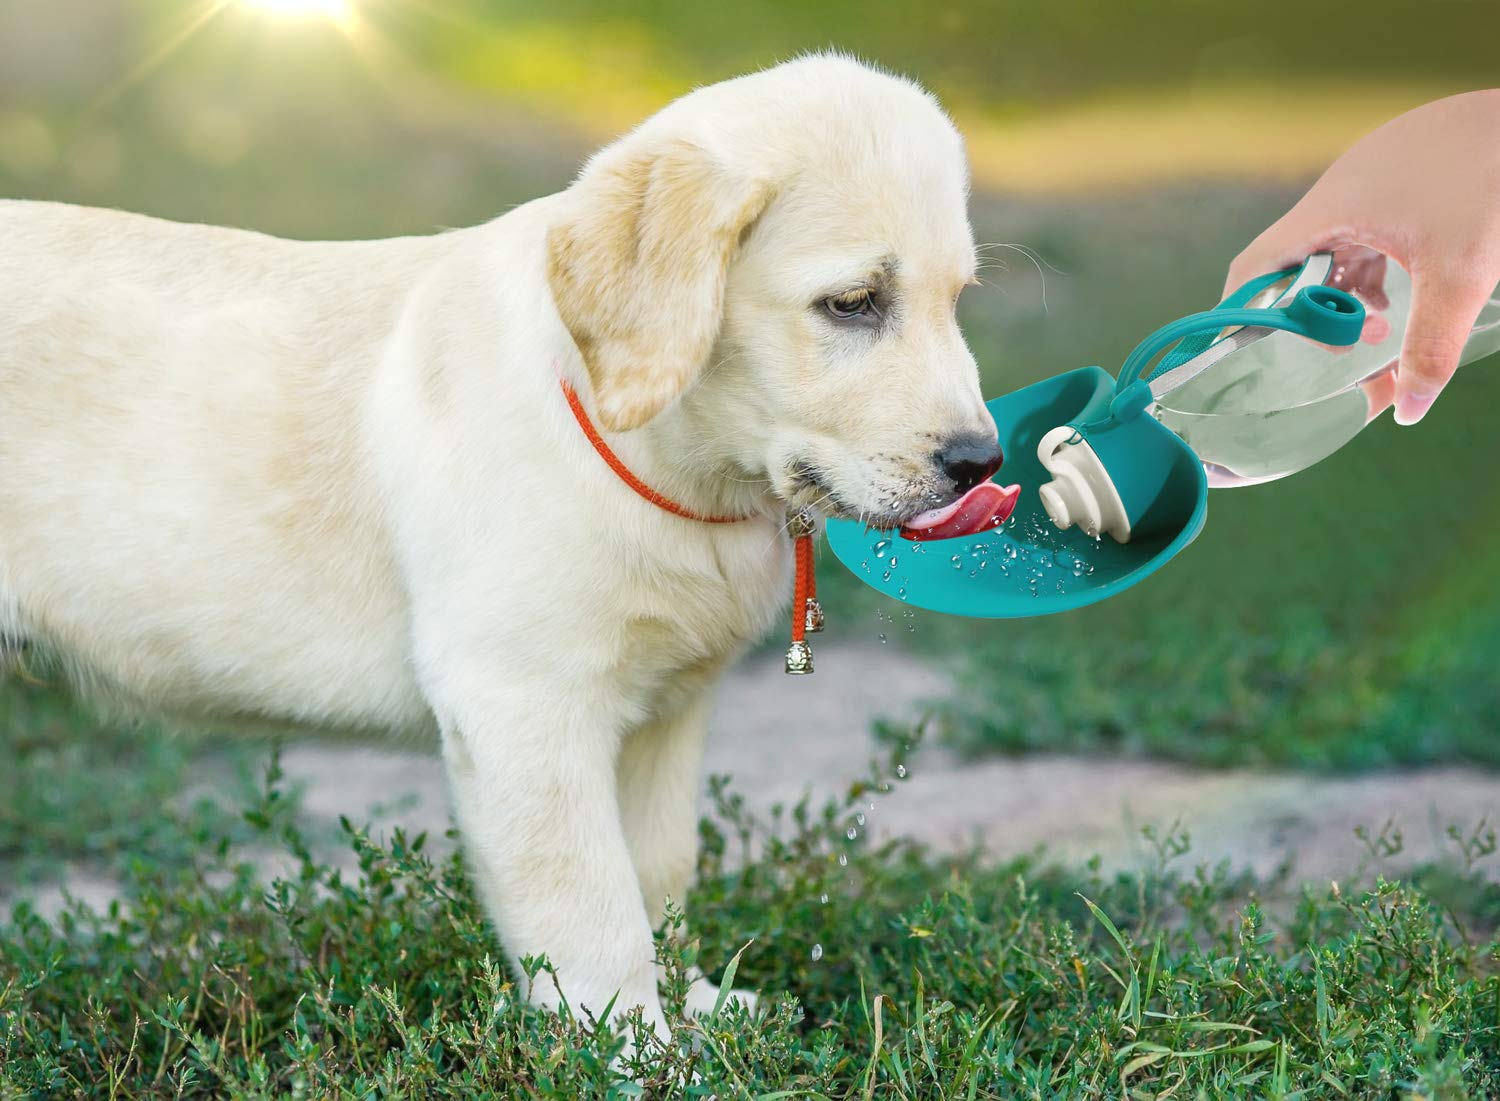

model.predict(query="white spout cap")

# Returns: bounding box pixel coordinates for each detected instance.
[1036,426,1133,543]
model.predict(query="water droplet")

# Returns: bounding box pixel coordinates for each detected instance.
[881,569,892,582]
[811,943,823,962]
[860,559,870,572]
[878,633,887,644]
[820,893,829,904]
[856,813,866,826]
[872,539,891,556]
[888,556,898,569]
[895,764,908,779]
[838,853,848,866]
[846,826,858,840]
[1002,544,1018,559]
[951,555,963,569]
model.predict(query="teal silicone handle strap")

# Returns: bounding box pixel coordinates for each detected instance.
[1146,266,1296,381]
[1115,283,1365,393]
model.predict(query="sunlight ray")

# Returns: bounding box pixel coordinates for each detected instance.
[86,0,235,118]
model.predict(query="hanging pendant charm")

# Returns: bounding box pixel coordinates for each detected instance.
[785,507,818,674]
[784,639,814,675]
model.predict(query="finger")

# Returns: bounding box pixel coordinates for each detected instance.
[1393,269,1494,425]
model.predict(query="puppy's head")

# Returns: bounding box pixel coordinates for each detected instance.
[547,54,997,528]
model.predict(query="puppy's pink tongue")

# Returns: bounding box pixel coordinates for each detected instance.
[900,482,1021,541]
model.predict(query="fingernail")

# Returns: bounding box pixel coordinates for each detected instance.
[1393,391,1436,426]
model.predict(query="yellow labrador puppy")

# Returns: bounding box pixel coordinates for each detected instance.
[0,54,998,1033]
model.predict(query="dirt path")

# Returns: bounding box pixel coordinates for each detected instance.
[16,641,1499,920]
[278,642,1500,885]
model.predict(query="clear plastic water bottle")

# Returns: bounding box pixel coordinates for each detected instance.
[1153,256,1500,487]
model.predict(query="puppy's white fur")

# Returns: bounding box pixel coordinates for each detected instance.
[0,55,991,1031]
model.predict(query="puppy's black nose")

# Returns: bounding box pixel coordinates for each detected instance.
[936,435,1004,493]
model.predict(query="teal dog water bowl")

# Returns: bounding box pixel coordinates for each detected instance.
[825,366,1208,618]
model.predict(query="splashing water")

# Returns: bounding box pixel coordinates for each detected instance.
[859,502,1123,616]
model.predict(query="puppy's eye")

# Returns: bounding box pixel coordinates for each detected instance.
[822,289,876,321]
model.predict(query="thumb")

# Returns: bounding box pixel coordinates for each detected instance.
[1393,268,1493,425]
[1223,202,1330,299]
[1225,227,1312,300]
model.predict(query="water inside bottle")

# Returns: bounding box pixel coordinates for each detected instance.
[1153,258,1500,487]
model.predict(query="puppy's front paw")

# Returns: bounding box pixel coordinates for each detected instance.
[683,973,759,1019]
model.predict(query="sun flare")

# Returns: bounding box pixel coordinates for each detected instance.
[241,0,354,23]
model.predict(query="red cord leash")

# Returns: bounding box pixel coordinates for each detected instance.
[560,380,822,674]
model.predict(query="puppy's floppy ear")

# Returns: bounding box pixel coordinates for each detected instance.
[547,138,772,432]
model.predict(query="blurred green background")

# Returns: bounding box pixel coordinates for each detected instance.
[3,0,1499,771]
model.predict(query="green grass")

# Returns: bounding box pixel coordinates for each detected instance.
[4,696,1500,1098]
[0,679,264,889]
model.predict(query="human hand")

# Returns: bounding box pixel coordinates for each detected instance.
[1225,90,1500,425]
